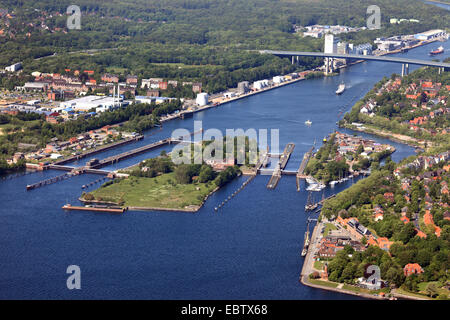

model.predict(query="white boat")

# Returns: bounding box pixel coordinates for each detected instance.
[305,120,312,126]
[336,82,345,95]
[306,177,316,184]
[329,181,337,187]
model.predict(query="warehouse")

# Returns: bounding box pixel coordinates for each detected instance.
[59,95,122,113]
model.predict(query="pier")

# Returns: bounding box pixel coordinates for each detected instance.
[88,130,202,169]
[296,146,315,191]
[62,204,126,213]
[266,143,295,189]
[26,170,80,190]
[88,138,173,169]
[53,135,144,166]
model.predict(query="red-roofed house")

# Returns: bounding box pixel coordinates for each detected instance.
[403,263,424,276]
[400,216,410,224]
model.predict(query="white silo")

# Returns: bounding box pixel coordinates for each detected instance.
[196,93,209,106]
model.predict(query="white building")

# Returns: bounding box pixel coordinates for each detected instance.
[5,62,22,72]
[223,92,236,99]
[59,95,122,113]
[196,93,209,106]
[273,76,285,84]
[253,79,269,90]
[414,29,446,41]
[324,34,339,54]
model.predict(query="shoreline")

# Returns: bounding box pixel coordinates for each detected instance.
[299,220,428,300]
[340,123,424,148]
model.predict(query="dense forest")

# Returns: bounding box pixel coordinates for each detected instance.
[0,0,448,92]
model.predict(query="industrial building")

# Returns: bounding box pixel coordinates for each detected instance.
[414,29,446,41]
[253,79,269,90]
[58,95,123,113]
[196,93,209,106]
[237,81,250,94]
[5,62,22,72]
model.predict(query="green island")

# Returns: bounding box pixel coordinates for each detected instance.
[305,66,450,300]
[82,137,257,211]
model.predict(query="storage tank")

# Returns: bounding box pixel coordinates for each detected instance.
[196,93,209,106]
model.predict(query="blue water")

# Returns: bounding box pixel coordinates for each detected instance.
[0,39,448,299]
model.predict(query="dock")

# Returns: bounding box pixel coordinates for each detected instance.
[53,135,144,166]
[266,143,295,189]
[26,170,82,190]
[296,146,315,191]
[88,130,202,169]
[89,138,173,169]
[62,204,126,213]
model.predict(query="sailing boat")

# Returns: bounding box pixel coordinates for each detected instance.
[301,221,310,257]
[305,191,319,211]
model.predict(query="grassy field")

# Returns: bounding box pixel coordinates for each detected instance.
[323,223,337,237]
[88,173,217,209]
[417,282,450,298]
[308,279,339,288]
[314,260,326,271]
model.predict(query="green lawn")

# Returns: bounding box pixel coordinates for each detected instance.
[417,282,450,298]
[88,172,217,209]
[323,223,337,237]
[314,260,324,270]
[308,279,339,288]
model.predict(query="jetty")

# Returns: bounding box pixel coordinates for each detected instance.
[88,130,202,169]
[266,143,295,189]
[26,169,83,190]
[62,204,126,213]
[296,146,315,191]
[53,135,144,166]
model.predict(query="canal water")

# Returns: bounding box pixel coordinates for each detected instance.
[0,39,448,299]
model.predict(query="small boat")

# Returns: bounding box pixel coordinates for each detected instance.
[305,120,312,126]
[301,248,308,257]
[336,82,345,95]
[429,46,444,56]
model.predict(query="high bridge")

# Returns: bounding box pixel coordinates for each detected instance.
[261,50,450,76]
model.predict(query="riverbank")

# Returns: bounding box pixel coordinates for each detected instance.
[340,122,425,148]
[162,75,308,123]
[299,221,429,300]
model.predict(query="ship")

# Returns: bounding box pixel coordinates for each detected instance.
[429,46,444,56]
[336,82,345,95]
[305,191,319,211]
[305,119,312,126]
[301,222,310,257]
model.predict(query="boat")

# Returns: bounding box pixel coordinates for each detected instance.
[336,82,345,95]
[305,119,312,126]
[301,248,308,257]
[429,46,444,56]
[305,191,319,211]
[62,204,125,213]
[301,222,310,257]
